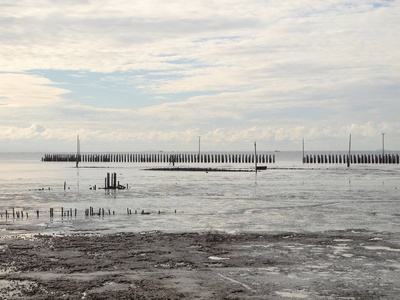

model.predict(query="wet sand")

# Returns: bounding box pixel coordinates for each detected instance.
[1,230,399,299]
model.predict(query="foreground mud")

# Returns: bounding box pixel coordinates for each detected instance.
[1,230,399,299]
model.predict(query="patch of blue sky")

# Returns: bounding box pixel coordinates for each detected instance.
[26,69,169,109]
[25,69,224,109]
[157,53,178,57]
[159,90,224,103]
[23,70,152,108]
[290,1,391,19]
[157,56,212,70]
[193,36,241,43]
[371,2,391,8]
[167,58,198,65]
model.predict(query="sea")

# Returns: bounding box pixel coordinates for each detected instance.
[0,151,399,237]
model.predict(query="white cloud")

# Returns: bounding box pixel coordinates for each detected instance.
[0,73,69,107]
[0,0,399,151]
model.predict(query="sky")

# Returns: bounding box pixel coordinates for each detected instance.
[1,0,399,153]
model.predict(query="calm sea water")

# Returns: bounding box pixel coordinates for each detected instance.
[0,152,399,237]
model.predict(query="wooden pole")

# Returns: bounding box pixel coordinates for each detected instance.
[254,142,257,173]
[198,136,201,161]
[76,135,80,168]
[348,134,351,167]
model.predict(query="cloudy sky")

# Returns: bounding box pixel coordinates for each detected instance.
[1,0,399,153]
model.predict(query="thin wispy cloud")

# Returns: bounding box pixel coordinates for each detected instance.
[0,0,399,152]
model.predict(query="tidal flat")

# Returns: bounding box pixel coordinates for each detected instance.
[1,230,399,299]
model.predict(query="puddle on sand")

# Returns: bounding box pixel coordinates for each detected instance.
[364,246,400,252]
[275,290,309,298]
[208,256,230,261]
[258,267,280,274]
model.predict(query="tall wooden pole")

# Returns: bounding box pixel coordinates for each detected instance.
[76,135,80,168]
[198,136,201,160]
[347,134,351,167]
[254,142,257,173]
[302,138,305,163]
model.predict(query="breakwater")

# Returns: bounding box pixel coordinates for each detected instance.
[41,152,400,164]
[41,153,276,164]
[303,153,399,164]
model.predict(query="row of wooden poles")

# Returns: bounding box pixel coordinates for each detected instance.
[1,207,171,219]
[0,208,77,219]
[303,153,400,164]
[42,153,276,164]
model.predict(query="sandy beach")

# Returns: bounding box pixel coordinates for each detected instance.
[1,230,399,299]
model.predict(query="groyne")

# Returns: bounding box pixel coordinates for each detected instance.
[0,206,176,220]
[41,152,400,164]
[303,153,399,164]
[42,153,276,164]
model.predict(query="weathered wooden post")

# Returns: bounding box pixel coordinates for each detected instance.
[254,142,257,173]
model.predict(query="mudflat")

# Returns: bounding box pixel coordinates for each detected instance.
[1,230,399,299]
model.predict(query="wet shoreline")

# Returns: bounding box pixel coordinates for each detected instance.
[1,230,399,299]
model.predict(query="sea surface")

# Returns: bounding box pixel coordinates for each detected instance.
[0,152,399,237]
